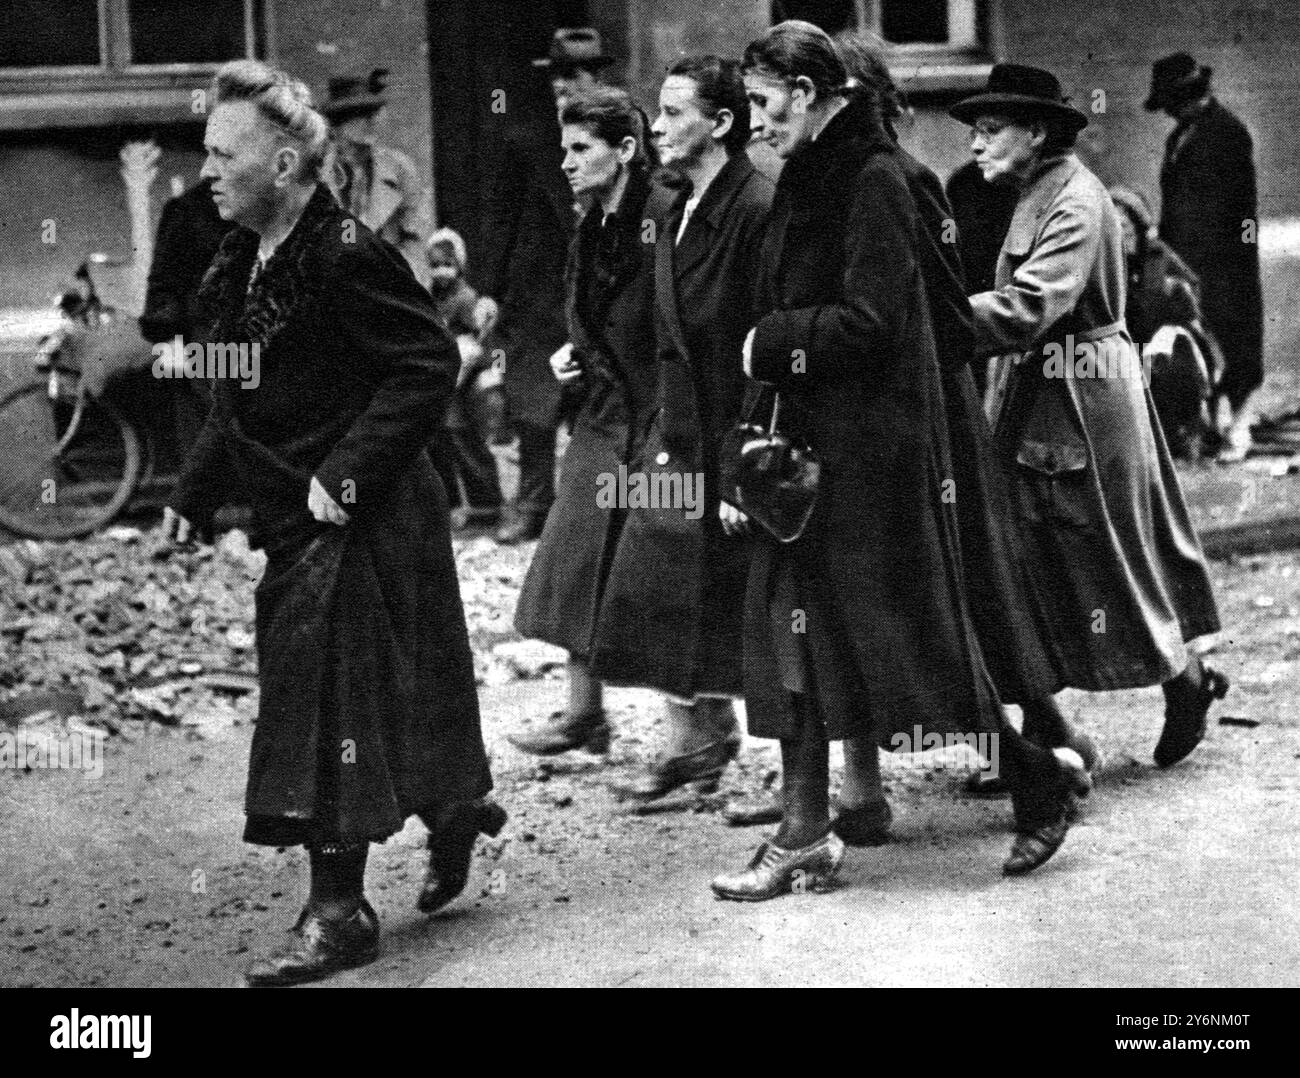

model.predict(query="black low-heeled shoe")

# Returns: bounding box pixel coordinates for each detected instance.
[619,735,742,801]
[245,899,380,987]
[417,799,508,914]
[1154,665,1229,769]
[831,796,892,846]
[1003,747,1091,876]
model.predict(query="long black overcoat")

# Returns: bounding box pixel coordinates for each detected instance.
[592,154,773,698]
[170,185,491,846]
[1158,97,1263,403]
[743,106,1002,744]
[480,124,575,430]
[896,142,1064,704]
[514,171,675,657]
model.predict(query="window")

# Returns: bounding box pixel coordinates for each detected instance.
[0,0,266,76]
[0,0,269,129]
[771,0,983,53]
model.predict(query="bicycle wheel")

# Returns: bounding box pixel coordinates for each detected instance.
[0,376,142,540]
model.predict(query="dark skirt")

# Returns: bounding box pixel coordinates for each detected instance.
[243,457,492,846]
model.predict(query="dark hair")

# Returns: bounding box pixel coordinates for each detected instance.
[741,19,848,102]
[667,55,751,156]
[833,30,903,134]
[560,87,659,169]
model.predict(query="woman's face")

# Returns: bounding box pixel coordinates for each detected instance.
[652,75,722,170]
[560,123,633,199]
[744,71,813,159]
[970,113,1042,186]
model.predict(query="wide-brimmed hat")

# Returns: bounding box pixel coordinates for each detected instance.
[1144,52,1212,111]
[532,27,616,71]
[950,63,1088,132]
[322,68,390,122]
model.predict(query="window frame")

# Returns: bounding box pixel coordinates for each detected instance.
[0,0,272,130]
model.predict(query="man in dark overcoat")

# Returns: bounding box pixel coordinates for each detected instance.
[163,60,498,986]
[1147,52,1264,461]
[138,176,236,456]
[481,28,615,543]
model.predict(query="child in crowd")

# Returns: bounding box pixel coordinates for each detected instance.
[425,227,508,528]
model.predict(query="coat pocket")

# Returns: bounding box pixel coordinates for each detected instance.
[1013,438,1093,528]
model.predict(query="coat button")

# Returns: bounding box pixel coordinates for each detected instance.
[655,451,669,466]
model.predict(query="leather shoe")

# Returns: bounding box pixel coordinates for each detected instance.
[1003,747,1092,876]
[245,899,380,986]
[418,799,508,914]
[831,796,892,846]
[620,735,742,801]
[711,831,845,902]
[494,510,547,545]
[1154,665,1229,768]
[507,709,609,756]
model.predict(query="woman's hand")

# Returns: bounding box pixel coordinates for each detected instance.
[742,327,756,377]
[472,296,499,340]
[549,341,583,385]
[719,501,750,537]
[308,476,351,526]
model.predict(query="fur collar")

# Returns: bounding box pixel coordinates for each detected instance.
[197,184,340,352]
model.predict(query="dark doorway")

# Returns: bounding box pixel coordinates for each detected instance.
[427,0,587,288]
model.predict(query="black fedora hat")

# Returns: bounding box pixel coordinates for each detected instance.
[1144,52,1212,111]
[532,27,616,70]
[950,63,1088,132]
[322,68,389,122]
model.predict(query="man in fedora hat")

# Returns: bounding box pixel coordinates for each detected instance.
[480,28,617,545]
[1146,52,1262,461]
[324,67,431,286]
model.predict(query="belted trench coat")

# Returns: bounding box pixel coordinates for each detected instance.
[971,155,1220,690]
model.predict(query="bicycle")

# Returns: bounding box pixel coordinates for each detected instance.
[0,254,152,540]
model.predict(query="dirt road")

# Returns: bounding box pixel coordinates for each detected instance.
[2,533,1297,988]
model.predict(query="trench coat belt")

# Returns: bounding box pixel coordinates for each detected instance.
[985,318,1128,426]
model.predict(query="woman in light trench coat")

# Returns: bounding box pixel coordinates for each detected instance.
[952,65,1228,775]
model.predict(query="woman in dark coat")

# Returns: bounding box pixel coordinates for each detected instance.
[511,89,675,756]
[824,31,1071,830]
[165,61,498,986]
[952,64,1227,774]
[590,57,773,800]
[710,23,1090,902]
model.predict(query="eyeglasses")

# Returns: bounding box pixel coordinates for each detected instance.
[971,120,1010,142]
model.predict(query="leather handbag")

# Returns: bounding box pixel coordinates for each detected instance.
[718,391,821,543]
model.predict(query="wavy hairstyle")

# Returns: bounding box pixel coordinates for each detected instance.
[211,59,331,181]
[559,86,660,171]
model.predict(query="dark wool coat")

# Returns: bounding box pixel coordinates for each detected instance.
[138,178,236,344]
[895,141,1064,704]
[514,171,675,657]
[743,105,1002,744]
[1158,97,1264,404]
[170,185,491,846]
[480,123,576,429]
[592,154,774,698]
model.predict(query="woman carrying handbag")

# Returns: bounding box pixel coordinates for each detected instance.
[711,22,1091,902]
